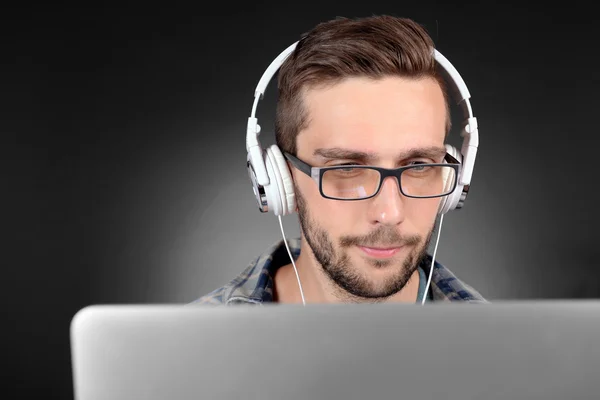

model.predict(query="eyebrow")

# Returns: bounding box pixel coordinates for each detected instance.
[313,146,448,163]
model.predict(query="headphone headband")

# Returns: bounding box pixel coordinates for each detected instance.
[246,41,479,192]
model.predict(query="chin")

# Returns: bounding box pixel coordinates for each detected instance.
[350,259,408,287]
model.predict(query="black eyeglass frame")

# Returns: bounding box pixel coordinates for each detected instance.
[283,151,461,201]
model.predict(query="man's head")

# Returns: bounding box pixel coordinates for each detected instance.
[275,15,451,301]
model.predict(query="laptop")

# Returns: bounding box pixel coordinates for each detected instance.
[70,300,600,400]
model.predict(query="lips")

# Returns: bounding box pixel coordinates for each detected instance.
[358,245,402,258]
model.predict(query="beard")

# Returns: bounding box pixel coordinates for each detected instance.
[295,186,434,302]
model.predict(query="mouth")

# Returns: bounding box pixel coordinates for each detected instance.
[357,245,403,259]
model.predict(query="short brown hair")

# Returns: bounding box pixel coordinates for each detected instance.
[275,15,451,155]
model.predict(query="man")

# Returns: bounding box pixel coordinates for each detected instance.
[194,15,487,305]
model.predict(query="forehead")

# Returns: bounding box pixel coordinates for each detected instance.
[297,76,447,161]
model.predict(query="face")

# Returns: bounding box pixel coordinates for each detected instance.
[292,76,448,301]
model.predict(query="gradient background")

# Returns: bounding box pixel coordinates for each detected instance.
[4,2,598,398]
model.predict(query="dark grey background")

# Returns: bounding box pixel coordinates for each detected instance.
[4,2,598,399]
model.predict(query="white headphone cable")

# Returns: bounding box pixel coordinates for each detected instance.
[278,215,307,306]
[422,213,444,305]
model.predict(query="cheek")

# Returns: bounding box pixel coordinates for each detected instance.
[309,194,351,230]
[297,178,360,233]
[316,201,372,241]
[405,198,440,228]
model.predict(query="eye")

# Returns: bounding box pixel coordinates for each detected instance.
[405,160,434,171]
[332,162,361,169]
[403,160,425,166]
[338,164,359,172]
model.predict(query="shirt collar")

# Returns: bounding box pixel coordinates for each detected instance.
[215,238,486,305]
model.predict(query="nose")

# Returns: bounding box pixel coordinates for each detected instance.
[367,176,406,226]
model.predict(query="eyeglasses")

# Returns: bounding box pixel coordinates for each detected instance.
[284,152,460,201]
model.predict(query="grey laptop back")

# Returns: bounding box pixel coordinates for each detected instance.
[70,301,600,400]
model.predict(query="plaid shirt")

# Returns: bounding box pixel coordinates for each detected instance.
[192,238,487,305]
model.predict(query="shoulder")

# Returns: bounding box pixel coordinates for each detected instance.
[429,258,489,303]
[189,286,228,305]
[188,261,265,306]
[188,238,301,306]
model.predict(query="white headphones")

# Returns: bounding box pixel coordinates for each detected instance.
[246,41,479,217]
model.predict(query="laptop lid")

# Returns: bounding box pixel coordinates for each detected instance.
[70,301,600,400]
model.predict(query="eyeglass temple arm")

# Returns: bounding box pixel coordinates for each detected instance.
[444,153,460,164]
[283,152,313,177]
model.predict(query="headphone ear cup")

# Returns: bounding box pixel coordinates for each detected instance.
[263,148,285,216]
[438,144,464,215]
[268,145,296,215]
